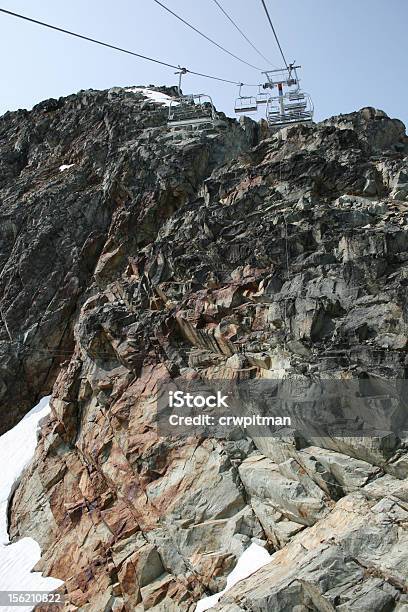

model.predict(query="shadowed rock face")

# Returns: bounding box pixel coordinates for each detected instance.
[3,90,408,610]
[0,87,253,434]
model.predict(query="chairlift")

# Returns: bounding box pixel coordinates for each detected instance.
[234,84,258,115]
[168,93,218,128]
[262,64,314,129]
[256,86,270,106]
[167,67,221,129]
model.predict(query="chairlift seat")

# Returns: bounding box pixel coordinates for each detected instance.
[268,118,313,128]
[168,116,215,128]
[267,103,314,126]
[235,105,258,114]
[234,96,258,115]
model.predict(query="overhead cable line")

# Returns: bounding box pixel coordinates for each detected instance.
[0,7,258,87]
[211,0,274,68]
[151,0,263,71]
[259,0,289,71]
[188,69,257,86]
[0,8,180,71]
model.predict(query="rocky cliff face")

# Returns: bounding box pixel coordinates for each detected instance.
[2,88,408,611]
[0,86,253,434]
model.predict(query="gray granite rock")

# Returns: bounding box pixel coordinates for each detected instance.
[1,93,408,609]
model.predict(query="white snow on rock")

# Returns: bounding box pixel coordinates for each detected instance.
[195,543,271,611]
[59,164,75,172]
[0,396,63,610]
[125,87,177,107]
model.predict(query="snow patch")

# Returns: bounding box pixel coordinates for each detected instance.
[59,164,75,172]
[196,543,271,611]
[125,87,177,107]
[0,396,63,610]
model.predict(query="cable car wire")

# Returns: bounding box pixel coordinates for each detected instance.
[0,7,181,71]
[189,69,256,86]
[0,7,259,86]
[211,0,274,68]
[151,0,263,71]
[259,0,289,71]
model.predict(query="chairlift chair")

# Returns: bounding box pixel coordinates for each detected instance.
[168,93,217,128]
[266,92,314,128]
[262,64,314,129]
[234,84,257,115]
[167,67,221,129]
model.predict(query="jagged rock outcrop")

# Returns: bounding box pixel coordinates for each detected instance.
[2,87,408,611]
[0,86,252,434]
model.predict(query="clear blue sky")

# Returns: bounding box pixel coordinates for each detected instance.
[1,0,407,125]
